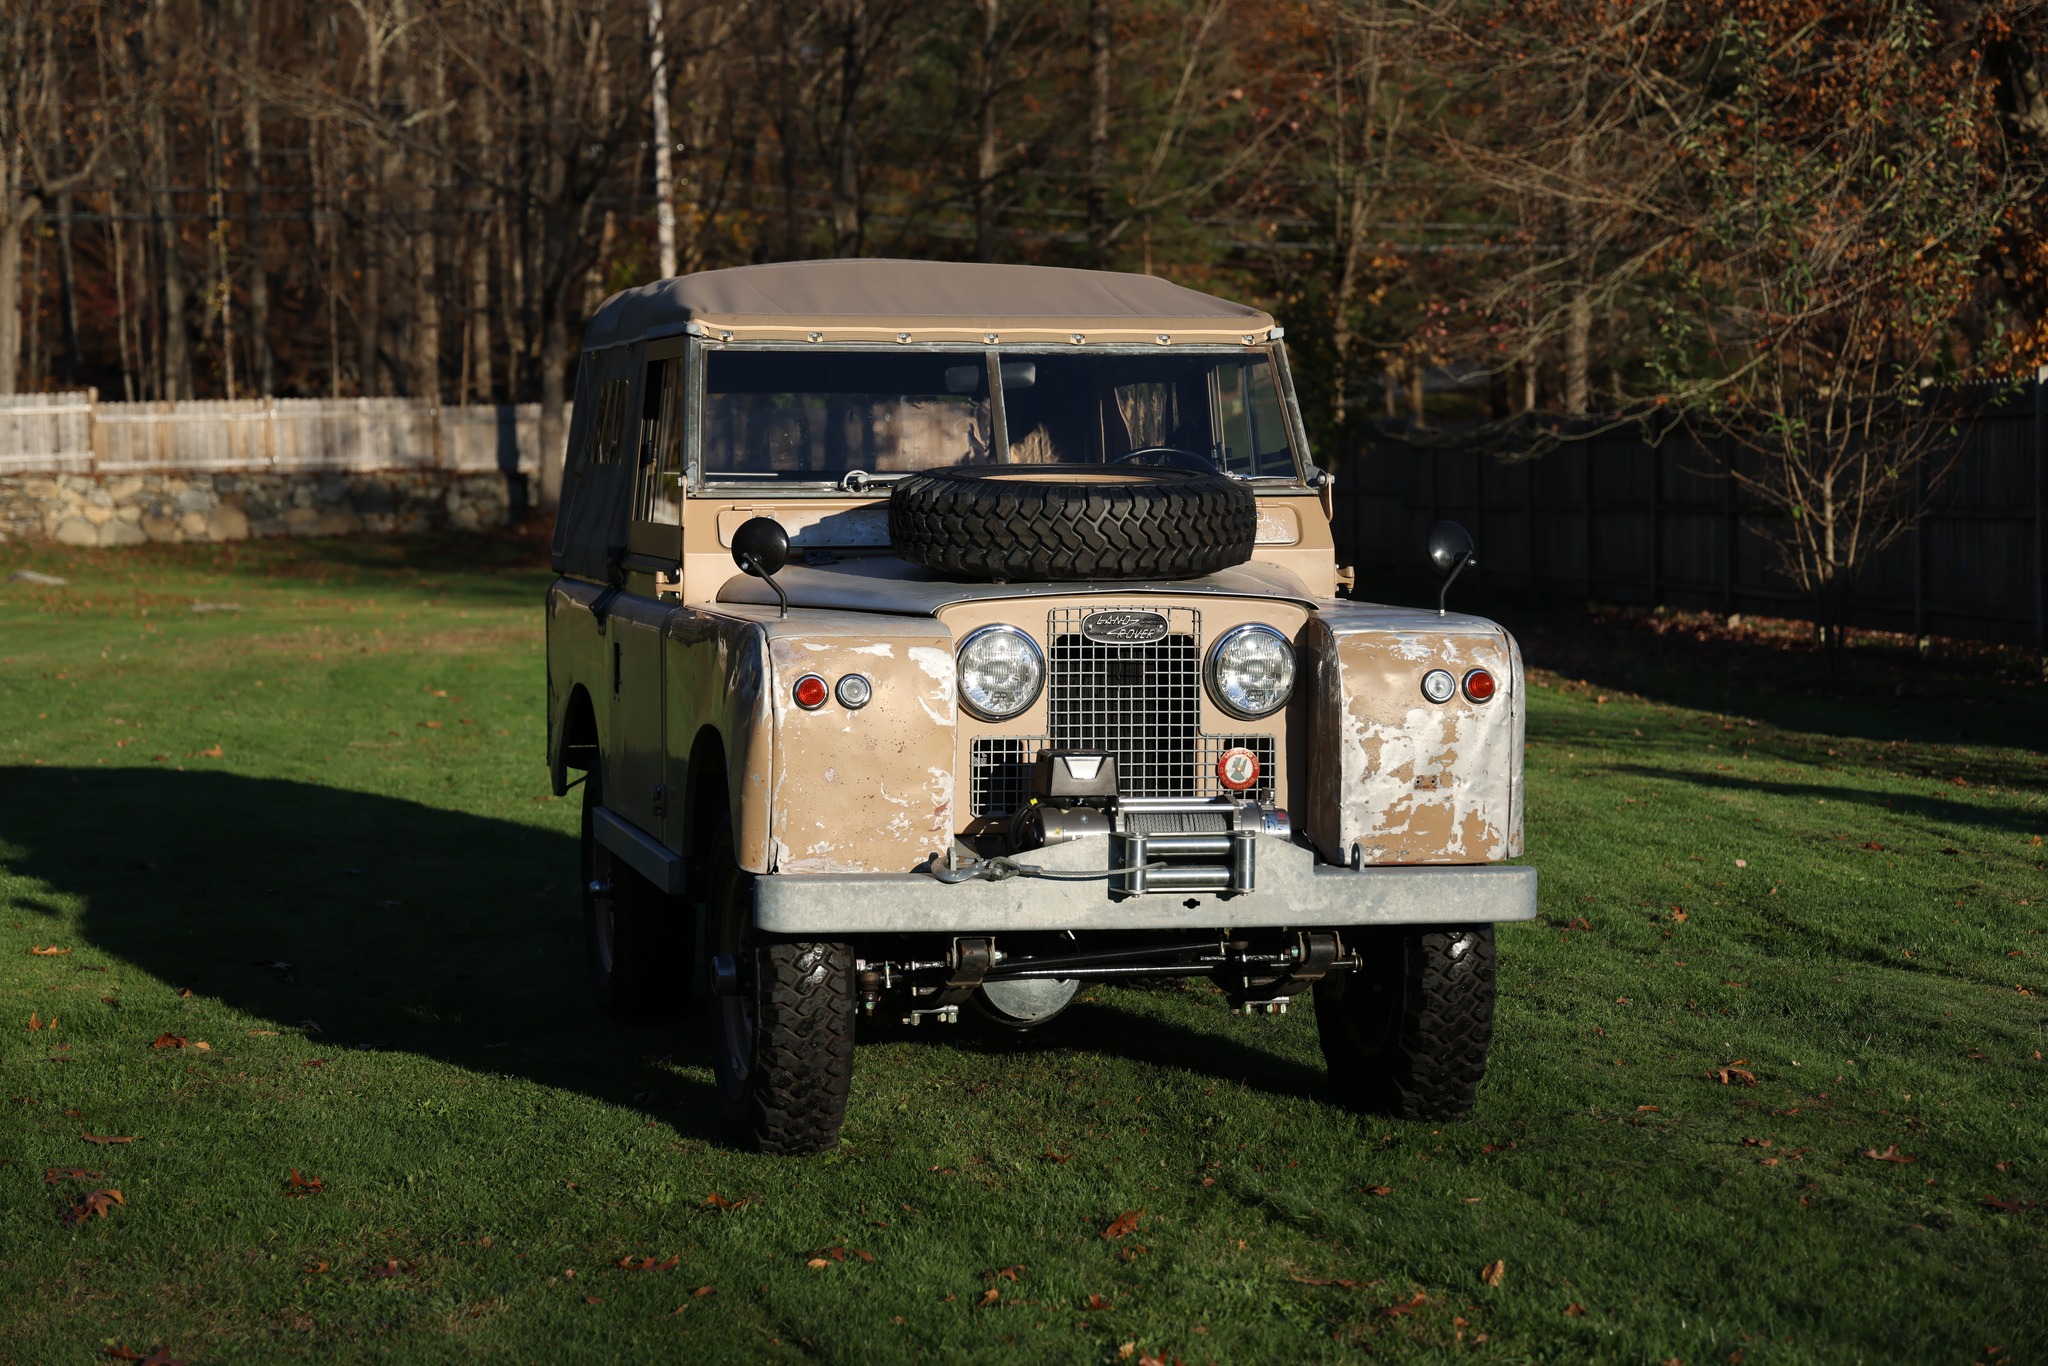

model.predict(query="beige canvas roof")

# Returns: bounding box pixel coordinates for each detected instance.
[582,259,1279,348]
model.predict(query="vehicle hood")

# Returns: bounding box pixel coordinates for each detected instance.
[715,555,1322,616]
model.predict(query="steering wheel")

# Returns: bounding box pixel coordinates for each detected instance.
[1111,446,1220,474]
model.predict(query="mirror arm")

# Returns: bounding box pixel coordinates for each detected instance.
[1438,552,1474,618]
[743,553,789,619]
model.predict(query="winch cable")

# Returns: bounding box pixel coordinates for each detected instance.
[923,855,1169,885]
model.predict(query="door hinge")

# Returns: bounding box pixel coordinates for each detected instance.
[651,784,669,818]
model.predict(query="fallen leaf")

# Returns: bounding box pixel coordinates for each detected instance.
[1637,1105,1661,1112]
[1734,858,1748,868]
[1378,1291,1427,1318]
[286,1169,324,1196]
[44,1167,103,1183]
[1862,841,1885,852]
[26,1013,40,1030]
[197,745,223,759]
[702,1191,752,1211]
[583,1295,601,1305]
[366,1257,412,1278]
[617,1256,656,1271]
[304,1262,330,1274]
[176,988,192,998]
[1103,1209,1144,1239]
[1564,1302,1587,1316]
[247,1029,278,1037]
[151,1034,187,1050]
[979,1287,999,1305]
[302,1058,327,1069]
[1669,910,1688,923]
[1481,1259,1505,1287]
[1043,1150,1072,1164]
[103,1347,187,1365]
[990,1264,1022,1282]
[80,1131,135,1145]
[63,1187,125,1226]
[692,1285,715,1298]
[1866,1145,1918,1164]
[1713,1062,1758,1086]
[806,1258,831,1269]
[29,946,69,956]
[1088,1293,1113,1310]
[190,1041,210,1052]
[1982,1195,2039,1213]
[1361,1185,1394,1196]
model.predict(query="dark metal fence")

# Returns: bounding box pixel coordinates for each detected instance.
[1328,389,2048,648]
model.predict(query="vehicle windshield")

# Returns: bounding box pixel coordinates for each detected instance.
[701,348,1299,486]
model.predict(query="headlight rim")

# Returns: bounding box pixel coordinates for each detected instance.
[1205,622,1297,721]
[956,622,1046,722]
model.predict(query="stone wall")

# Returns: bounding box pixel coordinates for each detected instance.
[0,470,527,546]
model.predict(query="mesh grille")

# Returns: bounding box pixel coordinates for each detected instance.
[961,601,1279,819]
[1047,606,1202,796]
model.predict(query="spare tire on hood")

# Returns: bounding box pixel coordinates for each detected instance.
[887,463,1257,582]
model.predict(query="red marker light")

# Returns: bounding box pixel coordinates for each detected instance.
[1463,669,1496,703]
[792,674,829,709]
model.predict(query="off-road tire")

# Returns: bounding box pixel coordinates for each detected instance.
[888,464,1256,582]
[1314,925,1496,1121]
[580,775,689,1022]
[703,829,856,1155]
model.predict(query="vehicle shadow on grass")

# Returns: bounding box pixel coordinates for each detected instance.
[0,765,723,1140]
[4,767,1333,1132]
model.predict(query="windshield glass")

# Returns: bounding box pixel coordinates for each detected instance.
[701,348,1298,485]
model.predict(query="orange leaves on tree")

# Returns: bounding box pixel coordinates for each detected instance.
[63,1187,125,1226]
[1102,1209,1144,1239]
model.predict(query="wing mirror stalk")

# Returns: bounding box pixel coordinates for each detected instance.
[1427,520,1477,618]
[731,516,791,619]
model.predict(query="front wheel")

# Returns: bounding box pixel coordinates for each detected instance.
[1315,925,1496,1121]
[702,828,856,1155]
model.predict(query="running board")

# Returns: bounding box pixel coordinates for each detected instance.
[592,807,687,895]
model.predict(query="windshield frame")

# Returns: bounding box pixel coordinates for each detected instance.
[685,339,1310,496]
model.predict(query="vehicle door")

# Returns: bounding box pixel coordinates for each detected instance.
[606,343,689,839]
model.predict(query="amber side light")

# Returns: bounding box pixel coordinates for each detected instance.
[792,674,829,709]
[1464,669,1496,702]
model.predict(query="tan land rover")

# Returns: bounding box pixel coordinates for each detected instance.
[546,260,1532,1155]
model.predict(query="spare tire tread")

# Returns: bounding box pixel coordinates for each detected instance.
[889,463,1256,581]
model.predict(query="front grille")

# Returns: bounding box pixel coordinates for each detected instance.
[1047,606,1203,796]
[963,604,1277,818]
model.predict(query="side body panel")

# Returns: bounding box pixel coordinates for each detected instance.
[1302,604,1524,867]
[547,578,612,792]
[663,607,774,870]
[606,592,673,834]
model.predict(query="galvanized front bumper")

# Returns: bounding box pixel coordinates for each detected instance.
[752,835,1537,934]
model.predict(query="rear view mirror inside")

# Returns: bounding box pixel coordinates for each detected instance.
[944,360,1038,394]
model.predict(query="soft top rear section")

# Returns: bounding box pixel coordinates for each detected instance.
[582,260,1278,348]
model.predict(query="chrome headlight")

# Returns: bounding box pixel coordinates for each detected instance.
[957,624,1044,720]
[1206,624,1295,719]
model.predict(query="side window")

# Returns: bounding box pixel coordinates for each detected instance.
[634,358,685,526]
[588,379,629,466]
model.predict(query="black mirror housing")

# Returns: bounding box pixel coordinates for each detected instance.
[731,517,790,578]
[1427,520,1476,576]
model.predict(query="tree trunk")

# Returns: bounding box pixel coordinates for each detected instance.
[649,0,678,277]
[538,288,570,509]
[148,92,193,400]
[1564,129,1590,416]
[468,86,496,402]
[56,189,80,386]
[240,0,274,395]
[0,201,25,396]
[1086,0,1111,265]
[974,0,1000,260]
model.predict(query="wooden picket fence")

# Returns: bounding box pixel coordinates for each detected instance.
[0,391,552,478]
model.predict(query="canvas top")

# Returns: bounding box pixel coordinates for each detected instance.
[582,259,1278,348]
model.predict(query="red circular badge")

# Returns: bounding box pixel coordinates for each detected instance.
[1217,746,1261,792]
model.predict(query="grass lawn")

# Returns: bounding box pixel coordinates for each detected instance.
[1,536,2044,1365]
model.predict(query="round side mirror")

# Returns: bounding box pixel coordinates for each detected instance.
[1427,520,1476,576]
[731,516,790,577]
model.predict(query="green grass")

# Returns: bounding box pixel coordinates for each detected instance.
[1,537,2044,1364]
